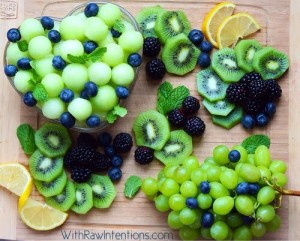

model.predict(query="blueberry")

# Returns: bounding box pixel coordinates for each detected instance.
[241,215,255,225]
[201,211,214,228]
[188,29,204,45]
[48,30,61,43]
[197,53,211,68]
[80,89,90,100]
[185,197,198,209]
[23,91,37,107]
[104,145,115,157]
[236,182,249,195]
[17,57,31,70]
[127,53,142,67]
[4,65,18,77]
[52,56,66,70]
[84,81,98,97]
[60,112,76,128]
[83,40,98,54]
[41,16,54,30]
[256,113,269,127]
[7,28,21,42]
[98,132,112,147]
[248,183,260,195]
[116,86,129,99]
[265,102,276,117]
[241,114,255,129]
[84,2,99,17]
[199,181,210,194]
[200,40,213,53]
[111,28,122,38]
[86,115,101,127]
[108,167,122,181]
[60,88,74,103]
[228,150,241,163]
[111,155,123,167]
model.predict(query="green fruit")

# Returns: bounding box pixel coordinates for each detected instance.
[203,98,235,116]
[212,107,243,129]
[71,183,93,215]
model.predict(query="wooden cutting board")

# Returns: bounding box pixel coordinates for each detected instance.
[1,0,299,240]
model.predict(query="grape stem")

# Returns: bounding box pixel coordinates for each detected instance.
[278,189,300,196]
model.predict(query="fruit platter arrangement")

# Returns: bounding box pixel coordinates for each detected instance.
[0,0,296,241]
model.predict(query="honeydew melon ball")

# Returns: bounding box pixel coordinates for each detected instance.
[122,20,135,32]
[53,41,64,56]
[52,21,60,31]
[34,55,57,78]
[91,85,118,112]
[98,3,121,27]
[19,18,45,42]
[118,31,143,53]
[102,43,124,67]
[41,73,64,98]
[28,36,52,59]
[76,12,87,21]
[98,31,115,47]
[68,98,92,121]
[42,98,66,119]
[13,70,34,93]
[6,43,29,65]
[88,62,111,86]
[60,40,84,63]
[62,63,88,92]
[84,17,108,42]
[111,63,135,87]
[60,16,85,41]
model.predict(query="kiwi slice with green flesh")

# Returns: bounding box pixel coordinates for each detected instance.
[35,123,71,158]
[196,67,229,102]
[234,39,263,73]
[212,48,245,83]
[154,10,191,44]
[202,99,235,116]
[154,130,192,166]
[45,180,76,212]
[71,183,93,215]
[34,170,67,198]
[212,107,243,129]
[252,46,289,80]
[162,33,200,76]
[133,110,170,151]
[87,174,117,208]
[28,149,63,182]
[136,5,165,38]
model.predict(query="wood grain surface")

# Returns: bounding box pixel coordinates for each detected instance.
[0,0,298,240]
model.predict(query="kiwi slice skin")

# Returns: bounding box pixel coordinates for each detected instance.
[45,180,76,212]
[212,48,245,83]
[34,170,67,198]
[154,11,191,44]
[154,130,192,166]
[252,47,289,80]
[71,183,93,215]
[234,39,263,73]
[133,110,170,151]
[197,67,229,102]
[162,33,200,76]
[87,174,117,209]
[203,99,235,116]
[35,123,71,158]
[28,149,63,182]
[212,107,243,129]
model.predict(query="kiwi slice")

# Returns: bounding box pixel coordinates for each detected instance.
[154,11,191,44]
[197,67,229,102]
[45,180,76,212]
[203,99,235,116]
[136,5,165,38]
[71,183,93,215]
[133,110,170,151]
[35,123,71,158]
[87,174,117,208]
[34,170,67,197]
[162,33,200,76]
[252,46,289,80]
[212,48,245,82]
[154,130,192,166]
[212,107,243,129]
[234,39,263,72]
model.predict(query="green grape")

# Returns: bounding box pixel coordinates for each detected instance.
[232,145,248,163]
[247,154,256,165]
[180,181,198,198]
[141,177,158,196]
[84,17,108,42]
[118,31,143,53]
[59,16,85,41]
[225,226,233,240]
[213,145,230,165]
[42,98,65,119]
[158,177,166,191]
[145,194,156,201]
[220,168,238,189]
[213,196,234,215]
[157,170,166,181]
[254,145,271,167]
[271,172,288,187]
[154,194,170,212]
[174,166,191,184]
[250,221,266,238]
[91,85,118,112]
[182,156,200,172]
[179,207,197,225]
[111,63,135,87]
[98,3,121,27]
[19,18,44,42]
[237,177,245,184]
[6,43,29,65]
[88,62,111,86]
[213,212,226,222]
[256,205,275,223]
[13,70,34,93]
[225,212,243,228]
[257,186,275,205]
[257,166,272,182]
[60,40,84,63]
[168,211,184,230]
[235,162,244,175]
[34,55,57,78]
[102,43,124,67]
[179,225,200,241]
[248,195,257,205]
[239,163,261,183]
[200,227,212,240]
[265,214,281,232]
[206,165,221,182]
[62,63,88,93]
[163,165,178,179]
[68,98,92,121]
[209,182,229,199]
[168,194,186,211]
[235,195,254,216]
[160,178,180,197]
[210,221,229,240]
[269,160,287,174]
[189,210,202,229]
[41,73,64,98]
[204,157,218,165]
[197,193,212,210]
[28,36,52,60]
[200,162,213,172]
[233,225,252,241]
[191,168,207,185]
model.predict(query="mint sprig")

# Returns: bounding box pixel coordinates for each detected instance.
[16,123,36,155]
[241,134,271,154]
[106,105,128,124]
[113,20,125,33]
[17,40,28,52]
[67,47,107,64]
[32,83,48,102]
[124,175,142,199]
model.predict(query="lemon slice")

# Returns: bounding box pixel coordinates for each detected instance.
[217,12,261,49]
[202,2,235,48]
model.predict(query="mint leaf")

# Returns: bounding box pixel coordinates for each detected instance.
[113,20,125,33]
[157,81,173,114]
[106,111,118,124]
[67,54,87,64]
[87,47,107,62]
[29,61,37,72]
[113,105,127,117]
[124,175,142,199]
[241,134,271,154]
[16,124,36,155]
[17,40,28,52]
[33,83,48,102]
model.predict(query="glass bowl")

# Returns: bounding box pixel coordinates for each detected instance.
[3,1,140,133]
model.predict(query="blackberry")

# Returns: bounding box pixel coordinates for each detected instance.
[243,98,265,115]
[182,96,200,114]
[247,79,267,98]
[134,146,154,165]
[184,116,206,136]
[91,152,111,172]
[143,37,161,57]
[113,132,133,153]
[67,145,96,168]
[167,109,187,127]
[145,58,166,80]
[77,133,98,149]
[71,166,92,183]
[226,83,247,104]
[264,79,282,101]
[63,150,75,169]
[239,72,263,86]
